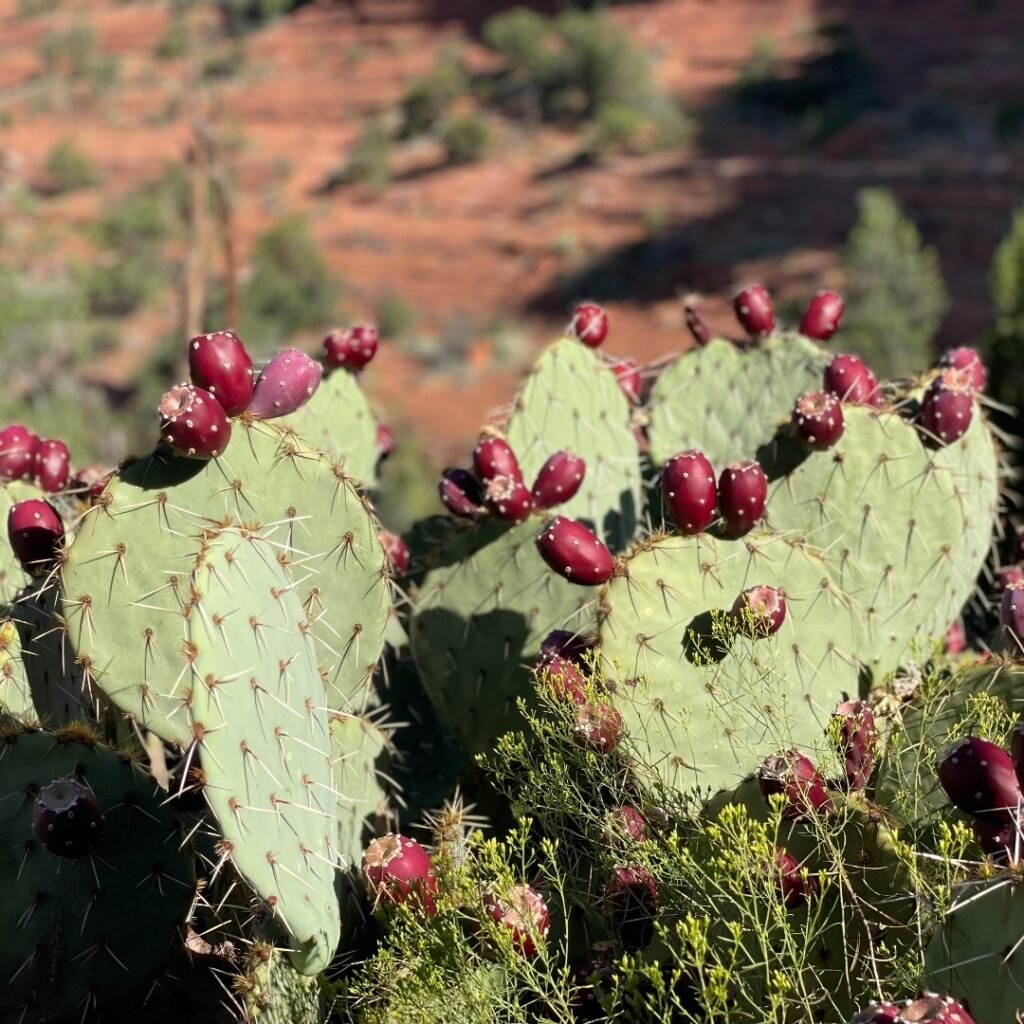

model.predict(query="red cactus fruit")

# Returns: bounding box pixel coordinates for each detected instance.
[473,436,523,484]
[362,834,438,914]
[972,816,1017,863]
[570,943,617,1021]
[847,1003,903,1024]
[8,499,64,576]
[900,996,977,1024]
[323,324,379,371]
[1001,582,1024,651]
[799,290,844,341]
[248,349,323,419]
[683,294,711,347]
[531,451,586,510]
[379,530,410,575]
[536,653,589,704]
[733,284,775,337]
[919,368,974,446]
[33,438,71,493]
[376,422,396,460]
[833,700,877,791]
[608,865,658,952]
[570,303,608,348]
[939,346,986,393]
[662,449,716,535]
[731,585,787,637]
[573,701,623,754]
[937,735,1023,824]
[482,884,550,958]
[717,460,767,538]
[996,565,1024,593]
[824,354,882,407]
[0,425,40,481]
[483,474,533,522]
[944,621,966,655]
[771,847,817,908]
[791,390,845,451]
[32,778,104,858]
[159,384,232,459]
[536,516,614,586]
[604,805,650,844]
[188,330,254,416]
[439,467,484,519]
[1011,721,1024,794]
[540,629,593,665]
[758,751,832,820]
[70,465,113,503]
[608,357,641,403]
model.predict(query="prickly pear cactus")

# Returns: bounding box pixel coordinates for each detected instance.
[238,944,326,1024]
[646,335,829,468]
[599,401,999,795]
[331,711,391,869]
[0,618,34,719]
[0,724,194,1024]
[0,480,48,607]
[504,337,642,550]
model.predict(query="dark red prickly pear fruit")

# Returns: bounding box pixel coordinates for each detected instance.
[791,390,845,451]
[473,435,523,484]
[573,701,623,754]
[8,499,64,575]
[824,354,882,407]
[483,474,533,522]
[1000,583,1024,651]
[248,349,322,419]
[944,621,966,654]
[188,330,254,416]
[939,346,986,393]
[733,284,775,337]
[362,834,438,914]
[536,653,589,704]
[33,778,104,858]
[608,865,658,952]
[971,816,1017,863]
[33,438,71,492]
[847,1003,903,1024]
[379,530,409,575]
[683,294,711,347]
[570,943,616,1021]
[771,846,817,908]
[1011,721,1024,793]
[604,805,649,843]
[608,357,641,403]
[717,460,767,538]
[996,565,1024,593]
[159,384,232,459]
[482,884,550,958]
[0,425,39,481]
[799,290,844,341]
[439,468,483,519]
[323,324,379,371]
[731,585,787,637]
[937,736,1023,824]
[833,700,877,791]
[540,629,592,665]
[531,451,586,510]
[570,303,608,348]
[376,422,396,461]
[70,465,113,503]
[536,516,614,586]
[900,996,977,1024]
[758,751,832,820]
[919,368,974,446]
[662,449,716,535]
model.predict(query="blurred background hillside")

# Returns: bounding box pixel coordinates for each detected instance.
[2,0,1024,528]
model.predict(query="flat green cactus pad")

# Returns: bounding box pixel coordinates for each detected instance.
[0,480,47,607]
[646,335,830,468]
[331,712,391,870]
[0,726,194,1024]
[505,337,642,551]
[242,946,325,1024]
[0,618,35,720]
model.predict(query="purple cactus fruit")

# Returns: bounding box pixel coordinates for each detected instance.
[1002,584,1024,651]
[376,422,396,461]
[362,834,438,914]
[573,701,623,754]
[944,620,966,654]
[482,884,550,958]
[996,565,1024,593]
[937,736,1023,824]
[248,349,322,419]
[717,460,767,538]
[539,629,592,665]
[833,700,877,791]
[733,284,775,337]
[70,465,113,504]
[531,451,586,510]
[0,425,40,481]
[971,817,1017,863]
[662,449,716,535]
[323,324,379,371]
[379,530,409,575]
[900,996,977,1024]
[824,354,882,407]
[608,865,658,952]
[731,585,787,637]
[919,368,974,446]
[939,346,986,393]
[683,294,711,347]
[536,516,614,586]
[473,436,523,484]
[570,303,608,348]
[570,944,616,1020]
[536,653,589,704]
[484,474,533,522]
[799,290,845,341]
[847,1004,903,1024]
[608,358,641,403]
[604,805,649,844]
[791,390,845,451]
[8,499,64,576]
[32,778,104,858]
[33,438,71,493]
[439,467,484,519]
[159,384,232,459]
[1011,721,1024,794]
[187,330,254,416]
[772,847,817,908]
[758,751,832,820]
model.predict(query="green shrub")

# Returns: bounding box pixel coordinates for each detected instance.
[441,112,491,164]
[78,258,160,317]
[156,16,189,60]
[216,0,306,37]
[328,118,391,192]
[42,138,99,194]
[840,188,948,379]
[400,52,471,139]
[376,291,417,340]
